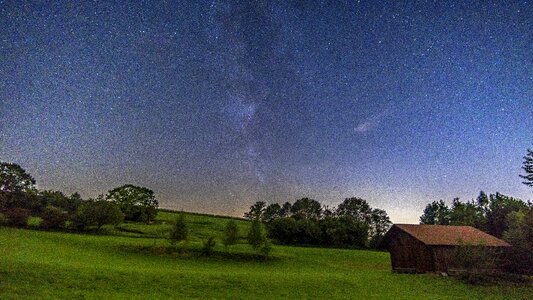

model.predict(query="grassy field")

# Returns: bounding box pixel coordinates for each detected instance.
[1,211,532,299]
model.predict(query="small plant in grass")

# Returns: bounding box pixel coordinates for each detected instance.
[201,236,216,256]
[170,214,188,250]
[223,220,239,252]
[247,219,272,258]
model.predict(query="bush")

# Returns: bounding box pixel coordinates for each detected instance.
[40,206,68,229]
[454,241,499,284]
[71,200,123,230]
[0,212,7,225]
[223,220,239,250]
[201,236,216,256]
[5,207,31,227]
[170,214,188,246]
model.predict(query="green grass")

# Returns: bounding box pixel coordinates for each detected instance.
[1,211,531,299]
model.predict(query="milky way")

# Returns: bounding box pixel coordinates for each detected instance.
[1,1,532,222]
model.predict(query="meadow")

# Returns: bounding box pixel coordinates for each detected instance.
[1,210,532,299]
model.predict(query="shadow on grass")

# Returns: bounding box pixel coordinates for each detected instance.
[118,244,278,262]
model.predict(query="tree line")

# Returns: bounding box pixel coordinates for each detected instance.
[0,162,159,230]
[418,148,533,274]
[244,197,391,249]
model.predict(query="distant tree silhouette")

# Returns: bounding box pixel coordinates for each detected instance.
[263,203,282,222]
[419,200,451,225]
[520,148,533,187]
[291,198,322,220]
[244,201,266,220]
[106,184,158,223]
[0,162,36,193]
[336,197,372,223]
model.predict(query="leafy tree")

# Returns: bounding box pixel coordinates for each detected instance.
[279,202,292,217]
[266,217,298,245]
[0,162,36,193]
[244,201,266,220]
[291,198,322,220]
[503,208,533,274]
[170,214,188,246]
[106,184,158,222]
[486,193,528,238]
[262,203,282,222]
[247,219,267,251]
[336,197,372,223]
[223,220,239,251]
[368,208,392,247]
[294,219,322,245]
[520,148,533,187]
[449,198,485,229]
[40,205,69,229]
[420,200,451,225]
[40,190,80,214]
[0,190,45,214]
[71,200,124,230]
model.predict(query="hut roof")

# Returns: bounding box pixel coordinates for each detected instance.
[390,224,511,247]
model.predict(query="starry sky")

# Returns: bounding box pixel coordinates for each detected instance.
[1,0,532,223]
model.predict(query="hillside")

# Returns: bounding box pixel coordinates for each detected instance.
[1,210,532,299]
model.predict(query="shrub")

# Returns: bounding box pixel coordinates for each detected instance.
[0,212,7,225]
[454,241,499,284]
[201,236,216,256]
[223,220,239,251]
[5,207,31,227]
[170,214,188,246]
[40,206,68,229]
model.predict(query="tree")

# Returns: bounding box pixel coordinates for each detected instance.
[40,190,80,214]
[279,202,292,217]
[449,198,485,229]
[520,148,533,187]
[71,200,124,230]
[336,197,372,223]
[170,214,188,246]
[223,220,239,251]
[106,184,158,222]
[262,203,281,222]
[485,193,528,238]
[247,219,267,251]
[244,201,266,220]
[503,208,533,274]
[291,198,322,220]
[368,208,392,247]
[266,217,298,245]
[419,200,451,225]
[0,162,36,193]
[201,236,217,256]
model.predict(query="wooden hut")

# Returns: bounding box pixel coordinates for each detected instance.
[381,224,511,273]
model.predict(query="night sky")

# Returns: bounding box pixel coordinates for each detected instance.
[1,1,532,223]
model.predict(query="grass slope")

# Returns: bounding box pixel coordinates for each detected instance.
[1,211,531,299]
